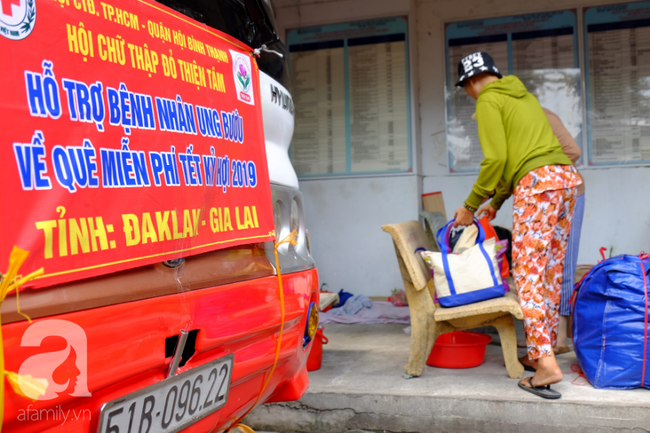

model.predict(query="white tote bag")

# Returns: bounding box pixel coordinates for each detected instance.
[420,219,504,307]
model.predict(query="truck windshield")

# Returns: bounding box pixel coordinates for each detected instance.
[154,0,289,87]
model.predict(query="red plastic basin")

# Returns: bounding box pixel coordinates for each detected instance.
[426,331,492,369]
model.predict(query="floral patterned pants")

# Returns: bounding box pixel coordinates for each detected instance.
[512,167,579,360]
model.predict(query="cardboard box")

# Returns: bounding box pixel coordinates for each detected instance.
[422,191,447,220]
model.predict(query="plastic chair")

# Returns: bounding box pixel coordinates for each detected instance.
[382,221,524,379]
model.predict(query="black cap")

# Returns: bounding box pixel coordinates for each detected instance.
[455,51,503,87]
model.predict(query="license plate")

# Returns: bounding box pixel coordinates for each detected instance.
[97,354,234,433]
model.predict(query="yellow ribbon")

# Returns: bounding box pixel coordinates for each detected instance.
[4,372,47,401]
[226,230,297,433]
[228,425,257,433]
[0,246,48,432]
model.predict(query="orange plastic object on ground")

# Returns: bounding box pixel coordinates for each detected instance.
[307,328,328,371]
[426,331,492,369]
[479,217,510,278]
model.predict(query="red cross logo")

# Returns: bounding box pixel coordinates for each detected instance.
[0,0,35,40]
[1,0,21,17]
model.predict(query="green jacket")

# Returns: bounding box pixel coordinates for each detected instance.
[465,75,572,210]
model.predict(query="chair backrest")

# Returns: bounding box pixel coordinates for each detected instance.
[382,221,435,292]
[419,211,447,252]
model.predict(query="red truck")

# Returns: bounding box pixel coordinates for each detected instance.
[0,0,318,432]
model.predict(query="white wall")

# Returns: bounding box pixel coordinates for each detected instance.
[300,176,419,294]
[275,0,650,297]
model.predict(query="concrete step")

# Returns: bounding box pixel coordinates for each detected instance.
[245,324,650,433]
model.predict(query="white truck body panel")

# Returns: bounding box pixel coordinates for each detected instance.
[259,71,298,189]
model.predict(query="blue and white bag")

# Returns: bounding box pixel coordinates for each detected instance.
[420,219,505,308]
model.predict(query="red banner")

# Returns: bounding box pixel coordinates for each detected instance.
[0,0,275,289]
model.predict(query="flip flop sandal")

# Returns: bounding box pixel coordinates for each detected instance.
[518,377,561,400]
[523,365,537,372]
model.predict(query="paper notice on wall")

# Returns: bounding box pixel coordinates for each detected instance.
[348,36,409,172]
[290,44,347,175]
[445,10,581,173]
[585,3,650,166]
[287,17,412,177]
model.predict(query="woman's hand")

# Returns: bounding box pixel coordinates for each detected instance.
[477,202,497,221]
[454,206,475,227]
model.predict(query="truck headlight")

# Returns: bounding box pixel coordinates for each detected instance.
[303,302,319,347]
